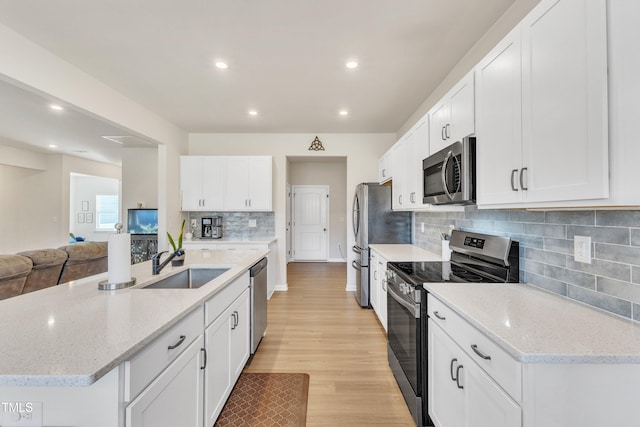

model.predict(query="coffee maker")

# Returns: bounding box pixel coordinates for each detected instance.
[201,216,222,239]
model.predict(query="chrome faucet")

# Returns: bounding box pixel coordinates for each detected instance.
[152,249,184,275]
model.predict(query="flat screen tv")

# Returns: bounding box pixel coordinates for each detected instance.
[127,209,158,235]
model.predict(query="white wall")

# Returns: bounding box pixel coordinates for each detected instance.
[188,133,395,291]
[122,147,159,231]
[289,160,347,261]
[69,174,119,242]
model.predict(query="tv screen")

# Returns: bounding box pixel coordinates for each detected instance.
[127,209,158,235]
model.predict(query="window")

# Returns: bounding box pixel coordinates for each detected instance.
[95,195,119,230]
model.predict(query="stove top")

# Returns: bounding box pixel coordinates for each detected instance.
[387,230,519,287]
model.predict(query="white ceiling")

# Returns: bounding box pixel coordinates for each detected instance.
[0,0,515,160]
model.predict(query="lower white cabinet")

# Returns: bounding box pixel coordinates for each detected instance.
[369,249,389,332]
[204,287,250,425]
[429,319,520,427]
[126,336,204,427]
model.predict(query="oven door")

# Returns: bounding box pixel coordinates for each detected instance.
[387,282,421,396]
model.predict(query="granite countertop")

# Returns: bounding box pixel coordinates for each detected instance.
[369,244,441,262]
[0,249,268,387]
[425,282,640,364]
[183,236,276,245]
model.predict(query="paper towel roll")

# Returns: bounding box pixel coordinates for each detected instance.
[108,233,132,284]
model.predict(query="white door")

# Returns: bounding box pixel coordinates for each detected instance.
[292,186,328,261]
[286,183,293,262]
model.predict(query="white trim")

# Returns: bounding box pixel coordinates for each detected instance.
[327,257,347,263]
[345,283,356,292]
[274,283,289,292]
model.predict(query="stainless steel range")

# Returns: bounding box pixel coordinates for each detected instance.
[386,230,519,427]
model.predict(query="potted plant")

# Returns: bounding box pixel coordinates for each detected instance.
[167,219,186,266]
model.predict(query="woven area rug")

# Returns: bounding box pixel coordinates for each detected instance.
[214,373,310,427]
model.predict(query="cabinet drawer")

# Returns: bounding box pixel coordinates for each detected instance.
[205,271,250,326]
[428,294,522,402]
[125,306,204,401]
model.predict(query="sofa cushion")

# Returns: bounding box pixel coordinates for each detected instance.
[18,249,68,294]
[0,255,32,300]
[58,242,108,284]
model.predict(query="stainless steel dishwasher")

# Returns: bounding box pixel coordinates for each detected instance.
[250,257,268,354]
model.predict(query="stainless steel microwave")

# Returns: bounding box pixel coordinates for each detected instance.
[422,137,476,205]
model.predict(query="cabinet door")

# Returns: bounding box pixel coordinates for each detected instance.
[401,131,417,207]
[449,71,475,142]
[126,336,203,427]
[378,152,391,184]
[521,0,608,203]
[225,157,250,210]
[204,309,232,426]
[370,251,379,311]
[409,119,429,208]
[475,28,523,205]
[390,143,405,210]
[429,101,450,154]
[429,320,464,427]
[378,257,388,332]
[200,157,226,211]
[230,288,251,380]
[247,156,272,210]
[180,156,204,211]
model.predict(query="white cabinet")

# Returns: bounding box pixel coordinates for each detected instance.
[180,156,225,211]
[370,249,389,332]
[378,151,392,184]
[126,336,204,427]
[225,156,272,211]
[429,71,475,154]
[204,278,250,426]
[390,116,429,211]
[476,0,608,207]
[428,295,521,427]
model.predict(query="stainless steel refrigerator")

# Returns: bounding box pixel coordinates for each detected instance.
[352,183,412,307]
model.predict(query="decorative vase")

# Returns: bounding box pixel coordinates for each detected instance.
[171,250,185,266]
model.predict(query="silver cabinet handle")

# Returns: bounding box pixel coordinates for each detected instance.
[168,335,186,350]
[445,123,451,139]
[441,126,446,141]
[399,194,402,205]
[382,279,387,292]
[374,270,378,280]
[511,169,519,192]
[200,348,207,370]
[520,167,528,191]
[382,169,386,178]
[455,365,464,389]
[471,344,492,360]
[433,311,446,321]
[450,358,458,381]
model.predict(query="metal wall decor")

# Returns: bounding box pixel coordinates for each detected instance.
[308,136,325,151]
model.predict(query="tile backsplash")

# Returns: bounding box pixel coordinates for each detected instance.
[187,212,275,239]
[414,207,640,322]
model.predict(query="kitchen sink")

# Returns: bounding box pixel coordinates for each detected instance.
[142,268,230,289]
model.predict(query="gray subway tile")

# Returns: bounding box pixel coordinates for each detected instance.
[509,210,545,223]
[523,223,566,239]
[544,265,595,290]
[526,273,567,295]
[493,221,526,234]
[545,210,595,225]
[524,248,567,267]
[567,225,629,245]
[508,234,544,250]
[633,267,640,284]
[597,277,640,304]
[544,238,574,255]
[566,258,631,282]
[567,285,632,318]
[596,210,640,227]
[465,208,510,221]
[523,259,545,276]
[633,304,640,322]
[595,243,640,267]
[631,229,640,247]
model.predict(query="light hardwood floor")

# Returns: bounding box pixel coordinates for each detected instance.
[244,262,415,427]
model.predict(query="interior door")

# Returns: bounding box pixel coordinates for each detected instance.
[292,185,328,261]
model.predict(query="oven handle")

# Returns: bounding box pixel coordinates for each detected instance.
[387,286,420,318]
[352,260,361,271]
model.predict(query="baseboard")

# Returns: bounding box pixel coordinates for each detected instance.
[327,258,347,263]
[274,283,288,292]
[345,283,356,292]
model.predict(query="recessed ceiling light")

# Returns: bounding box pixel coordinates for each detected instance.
[215,61,228,69]
[346,60,358,69]
[50,104,64,111]
[339,110,349,116]
[48,144,58,149]
[248,110,258,116]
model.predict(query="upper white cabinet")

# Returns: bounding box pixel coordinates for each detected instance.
[378,151,392,184]
[476,0,608,207]
[180,156,225,211]
[225,156,273,211]
[429,71,475,154]
[391,115,429,211]
[180,156,272,212]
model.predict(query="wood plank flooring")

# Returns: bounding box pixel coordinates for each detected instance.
[244,262,415,427]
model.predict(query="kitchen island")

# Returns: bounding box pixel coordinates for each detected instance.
[425,282,640,427]
[0,248,268,427]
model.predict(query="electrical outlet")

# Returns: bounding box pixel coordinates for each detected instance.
[248,219,257,228]
[190,219,197,229]
[574,235,592,264]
